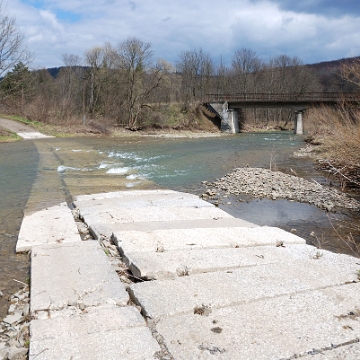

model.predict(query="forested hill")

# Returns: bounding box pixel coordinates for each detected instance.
[306,56,360,92]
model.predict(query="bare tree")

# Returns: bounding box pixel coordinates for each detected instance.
[231,48,260,94]
[340,57,360,88]
[116,37,164,129]
[0,1,32,78]
[177,48,214,104]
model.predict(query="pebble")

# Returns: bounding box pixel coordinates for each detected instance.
[0,287,29,360]
[205,167,359,212]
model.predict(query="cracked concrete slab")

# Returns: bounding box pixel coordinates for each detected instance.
[129,259,359,319]
[30,241,129,313]
[77,192,214,216]
[25,190,360,360]
[114,226,305,255]
[87,217,258,240]
[31,306,146,336]
[16,202,81,252]
[30,306,160,360]
[74,189,178,202]
[155,283,360,360]
[80,205,232,227]
[307,341,360,359]
[123,243,360,280]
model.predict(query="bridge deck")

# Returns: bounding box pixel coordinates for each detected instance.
[207,92,360,108]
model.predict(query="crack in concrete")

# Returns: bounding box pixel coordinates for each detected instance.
[281,337,360,359]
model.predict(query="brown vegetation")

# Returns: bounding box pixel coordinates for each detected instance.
[304,58,360,189]
[305,105,360,189]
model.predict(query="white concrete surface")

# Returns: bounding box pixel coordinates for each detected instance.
[74,189,178,202]
[113,225,305,254]
[123,243,360,280]
[19,189,360,360]
[80,205,232,225]
[16,132,54,139]
[155,283,360,360]
[30,306,161,360]
[16,202,81,252]
[30,327,160,360]
[130,259,359,319]
[30,241,129,312]
[87,217,257,240]
[309,342,360,359]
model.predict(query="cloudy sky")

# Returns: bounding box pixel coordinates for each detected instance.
[6,0,360,69]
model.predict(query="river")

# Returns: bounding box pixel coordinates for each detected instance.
[0,132,359,318]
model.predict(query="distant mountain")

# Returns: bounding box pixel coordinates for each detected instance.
[306,56,360,92]
[307,56,360,70]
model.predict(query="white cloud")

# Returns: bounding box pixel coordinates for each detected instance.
[6,0,360,68]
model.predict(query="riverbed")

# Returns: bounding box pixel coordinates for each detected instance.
[0,132,359,318]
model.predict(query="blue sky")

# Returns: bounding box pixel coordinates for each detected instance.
[7,0,360,69]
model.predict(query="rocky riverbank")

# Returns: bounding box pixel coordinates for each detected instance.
[203,167,360,212]
[0,287,30,360]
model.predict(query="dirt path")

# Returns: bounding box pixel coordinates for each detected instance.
[0,118,53,139]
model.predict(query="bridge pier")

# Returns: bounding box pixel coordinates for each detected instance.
[294,110,304,135]
[227,109,240,133]
[220,103,240,133]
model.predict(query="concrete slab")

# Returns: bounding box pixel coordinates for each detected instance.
[17,131,54,139]
[30,241,129,312]
[76,192,212,215]
[123,244,360,280]
[16,202,81,252]
[111,217,258,232]
[155,283,360,360]
[31,306,146,336]
[308,342,360,359]
[88,217,258,240]
[129,259,359,319]
[74,189,178,202]
[80,205,232,227]
[114,226,305,254]
[30,307,160,360]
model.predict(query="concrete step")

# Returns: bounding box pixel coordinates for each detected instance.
[75,189,179,202]
[80,204,231,226]
[113,226,305,255]
[155,283,360,360]
[129,258,359,319]
[16,202,81,252]
[30,241,129,313]
[74,190,236,239]
[88,217,257,240]
[123,243,357,280]
[77,191,213,215]
[29,306,161,360]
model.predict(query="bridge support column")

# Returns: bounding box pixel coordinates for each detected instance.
[227,109,239,133]
[294,110,304,135]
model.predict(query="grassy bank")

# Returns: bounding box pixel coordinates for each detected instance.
[305,105,360,189]
[0,103,221,142]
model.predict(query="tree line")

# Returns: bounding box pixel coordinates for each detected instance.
[0,2,358,130]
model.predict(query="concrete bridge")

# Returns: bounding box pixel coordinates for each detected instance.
[207,92,360,134]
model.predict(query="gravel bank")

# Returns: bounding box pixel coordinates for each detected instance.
[204,167,359,212]
[0,287,29,360]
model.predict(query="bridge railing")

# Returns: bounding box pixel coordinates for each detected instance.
[206,92,360,103]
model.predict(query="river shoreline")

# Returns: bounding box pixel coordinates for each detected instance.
[203,167,360,212]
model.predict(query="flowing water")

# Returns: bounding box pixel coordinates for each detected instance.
[1,132,359,318]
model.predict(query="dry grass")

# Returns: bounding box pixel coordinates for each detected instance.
[306,105,360,188]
